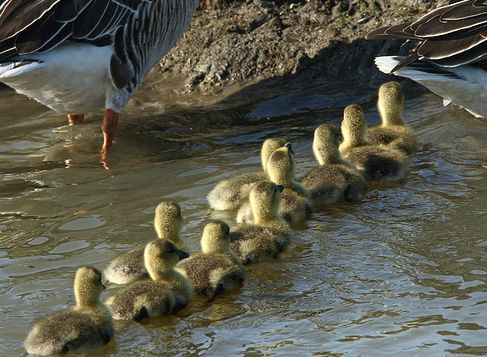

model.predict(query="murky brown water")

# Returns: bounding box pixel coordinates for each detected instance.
[1,81,487,356]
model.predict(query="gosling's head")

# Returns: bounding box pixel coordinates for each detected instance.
[249,181,284,223]
[154,201,182,241]
[74,266,104,308]
[144,239,187,279]
[266,143,295,186]
[201,220,231,254]
[378,81,404,126]
[261,138,287,172]
[341,104,367,148]
[313,124,342,165]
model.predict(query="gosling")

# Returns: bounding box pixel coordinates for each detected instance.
[106,239,192,321]
[339,104,408,182]
[103,201,189,285]
[231,181,292,264]
[24,267,113,355]
[301,124,367,205]
[366,81,417,155]
[207,138,287,211]
[237,144,312,224]
[176,221,245,299]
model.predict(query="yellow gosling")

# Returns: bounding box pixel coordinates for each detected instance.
[231,181,292,264]
[207,138,287,211]
[106,239,192,321]
[238,144,312,224]
[176,221,245,299]
[24,267,113,355]
[103,201,188,285]
[339,104,408,182]
[302,124,367,205]
[366,81,417,155]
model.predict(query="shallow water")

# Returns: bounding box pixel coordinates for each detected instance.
[1,81,487,356]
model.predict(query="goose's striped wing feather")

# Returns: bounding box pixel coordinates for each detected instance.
[366,0,487,69]
[0,0,60,40]
[109,0,197,90]
[0,0,145,60]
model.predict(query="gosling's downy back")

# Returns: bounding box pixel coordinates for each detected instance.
[340,104,368,152]
[266,145,295,186]
[367,82,417,155]
[24,267,113,356]
[144,239,182,281]
[74,266,105,309]
[207,138,285,211]
[176,221,245,298]
[106,240,192,321]
[201,220,232,254]
[313,124,346,166]
[378,81,405,127]
[249,180,283,225]
[154,201,183,242]
[261,138,287,172]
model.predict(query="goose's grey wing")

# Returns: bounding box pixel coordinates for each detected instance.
[0,0,145,61]
[366,0,487,69]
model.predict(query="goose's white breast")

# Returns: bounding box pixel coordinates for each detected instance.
[0,43,114,114]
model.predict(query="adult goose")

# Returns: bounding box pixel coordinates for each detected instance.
[366,0,487,118]
[0,0,200,154]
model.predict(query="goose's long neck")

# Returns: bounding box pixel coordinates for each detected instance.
[107,0,198,110]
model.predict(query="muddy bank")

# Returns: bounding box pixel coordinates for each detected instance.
[150,0,448,106]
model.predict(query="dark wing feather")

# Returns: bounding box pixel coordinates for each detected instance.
[0,0,61,40]
[366,0,487,70]
[15,13,69,54]
[366,22,420,40]
[53,0,91,22]
[0,0,144,61]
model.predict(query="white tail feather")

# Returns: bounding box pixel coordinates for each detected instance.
[374,56,451,82]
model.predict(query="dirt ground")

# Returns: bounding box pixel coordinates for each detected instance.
[150,0,449,106]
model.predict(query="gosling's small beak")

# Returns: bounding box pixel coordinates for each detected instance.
[277,185,285,193]
[178,249,190,260]
[337,132,344,142]
[284,142,295,155]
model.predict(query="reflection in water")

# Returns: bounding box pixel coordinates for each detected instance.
[1,82,487,355]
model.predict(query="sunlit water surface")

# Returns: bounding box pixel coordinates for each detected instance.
[1,81,487,356]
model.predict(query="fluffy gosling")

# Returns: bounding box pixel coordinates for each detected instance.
[106,239,192,321]
[176,221,245,299]
[339,104,408,182]
[366,81,417,155]
[231,181,292,264]
[207,138,287,211]
[24,267,113,355]
[103,201,188,285]
[302,124,367,204]
[237,144,312,224]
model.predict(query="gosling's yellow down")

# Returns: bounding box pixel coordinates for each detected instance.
[106,239,192,321]
[237,144,312,224]
[207,138,286,211]
[24,267,113,355]
[103,201,189,285]
[302,124,367,204]
[366,81,417,155]
[176,221,245,299]
[231,181,292,264]
[339,104,408,182]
